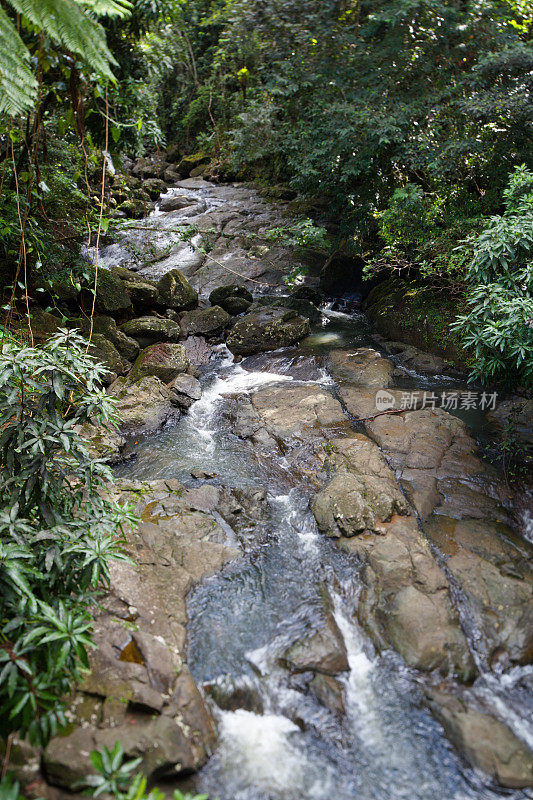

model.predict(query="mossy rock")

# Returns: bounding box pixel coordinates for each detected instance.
[156,269,198,310]
[83,268,132,314]
[129,343,190,383]
[364,277,470,370]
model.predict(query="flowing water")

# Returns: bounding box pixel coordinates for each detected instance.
[112,185,532,800]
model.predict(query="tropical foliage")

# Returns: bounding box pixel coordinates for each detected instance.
[0,330,133,745]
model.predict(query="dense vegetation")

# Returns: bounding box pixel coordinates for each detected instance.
[0,0,531,383]
[0,0,531,788]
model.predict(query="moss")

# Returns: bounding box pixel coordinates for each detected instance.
[364,277,472,369]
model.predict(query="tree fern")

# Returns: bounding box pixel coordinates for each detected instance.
[0,6,38,115]
[0,0,132,117]
[76,0,133,16]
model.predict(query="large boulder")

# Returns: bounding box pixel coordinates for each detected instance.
[425,516,533,667]
[326,348,394,389]
[226,306,310,356]
[42,477,242,791]
[340,515,475,680]
[280,610,349,676]
[143,177,166,200]
[156,269,198,310]
[366,408,507,522]
[81,315,139,361]
[311,434,409,537]
[90,268,132,314]
[129,343,190,383]
[28,307,61,341]
[120,316,182,348]
[170,374,202,410]
[89,334,130,384]
[159,195,196,213]
[426,689,533,788]
[209,284,253,315]
[245,383,351,449]
[111,376,176,435]
[111,267,159,312]
[179,305,231,337]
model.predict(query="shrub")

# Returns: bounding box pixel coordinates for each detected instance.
[453,166,533,387]
[0,329,134,746]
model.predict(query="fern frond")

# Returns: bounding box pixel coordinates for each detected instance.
[0,6,38,116]
[75,0,133,18]
[7,0,117,79]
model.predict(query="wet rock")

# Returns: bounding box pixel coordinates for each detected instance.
[44,714,211,788]
[226,307,310,356]
[183,335,211,366]
[121,316,182,348]
[178,152,209,176]
[311,434,409,537]
[209,284,253,315]
[426,688,533,788]
[111,267,159,312]
[366,408,508,522]
[337,387,424,420]
[205,674,264,714]
[241,349,324,381]
[117,197,148,219]
[157,269,198,310]
[382,341,451,375]
[84,315,140,361]
[143,177,167,199]
[111,376,176,435]
[425,516,533,666]
[249,383,350,447]
[180,305,231,337]
[341,516,475,679]
[291,285,323,306]
[91,268,132,314]
[129,343,189,383]
[286,297,321,323]
[162,167,182,184]
[160,195,196,212]
[170,374,202,409]
[310,673,345,716]
[89,334,130,384]
[281,611,349,676]
[326,348,394,389]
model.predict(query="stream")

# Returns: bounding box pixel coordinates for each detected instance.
[111,182,532,800]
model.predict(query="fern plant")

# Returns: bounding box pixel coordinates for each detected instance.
[0,0,132,116]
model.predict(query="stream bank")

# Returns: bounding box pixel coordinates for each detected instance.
[14,178,533,799]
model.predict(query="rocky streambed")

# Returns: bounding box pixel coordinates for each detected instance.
[21,178,533,799]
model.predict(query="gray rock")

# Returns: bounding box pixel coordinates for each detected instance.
[143,178,167,199]
[170,374,202,409]
[89,334,130,384]
[129,343,189,383]
[121,316,182,348]
[280,611,349,676]
[209,284,253,315]
[226,306,310,356]
[180,305,231,337]
[82,314,140,361]
[311,434,409,537]
[157,269,198,310]
[425,516,533,667]
[159,194,196,212]
[111,376,177,435]
[326,348,394,389]
[340,516,475,680]
[111,267,159,312]
[427,688,533,788]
